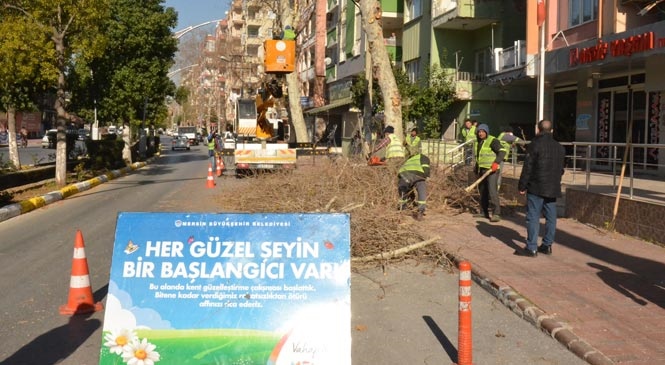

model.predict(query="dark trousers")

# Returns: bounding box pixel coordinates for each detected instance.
[478,169,500,216]
[398,178,427,213]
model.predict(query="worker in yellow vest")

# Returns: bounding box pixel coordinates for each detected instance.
[474,124,506,222]
[404,128,422,156]
[370,125,405,167]
[497,126,524,190]
[397,152,431,221]
[207,130,219,174]
[460,118,476,165]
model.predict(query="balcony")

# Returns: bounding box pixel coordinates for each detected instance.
[432,0,500,29]
[492,40,526,73]
[231,13,245,26]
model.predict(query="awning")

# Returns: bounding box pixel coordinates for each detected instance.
[304,97,353,115]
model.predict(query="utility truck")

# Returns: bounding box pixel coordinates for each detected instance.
[219,39,297,176]
[177,126,199,146]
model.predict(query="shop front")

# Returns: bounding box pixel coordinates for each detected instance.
[547,21,665,173]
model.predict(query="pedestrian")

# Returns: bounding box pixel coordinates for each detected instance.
[460,118,476,165]
[518,120,566,257]
[19,127,28,148]
[370,125,405,167]
[474,123,506,222]
[397,151,431,221]
[207,130,218,173]
[496,126,524,190]
[404,127,422,156]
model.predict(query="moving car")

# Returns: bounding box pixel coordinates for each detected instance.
[41,129,57,148]
[171,135,190,150]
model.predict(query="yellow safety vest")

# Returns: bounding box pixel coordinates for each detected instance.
[476,135,499,169]
[406,135,422,155]
[462,126,476,142]
[386,134,405,159]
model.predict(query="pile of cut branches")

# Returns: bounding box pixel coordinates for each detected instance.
[214,158,480,268]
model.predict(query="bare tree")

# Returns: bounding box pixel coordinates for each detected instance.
[277,0,310,143]
[354,0,403,137]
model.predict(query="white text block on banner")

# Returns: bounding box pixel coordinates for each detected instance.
[99,212,351,365]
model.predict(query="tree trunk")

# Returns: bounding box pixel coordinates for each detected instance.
[279,0,308,143]
[6,107,20,169]
[286,71,309,143]
[53,31,68,187]
[122,122,132,164]
[358,0,403,137]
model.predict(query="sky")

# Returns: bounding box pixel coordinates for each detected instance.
[164,0,229,32]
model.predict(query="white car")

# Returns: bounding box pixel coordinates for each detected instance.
[41,129,57,148]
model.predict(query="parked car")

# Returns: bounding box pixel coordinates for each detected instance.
[41,129,57,148]
[77,129,90,141]
[171,135,190,150]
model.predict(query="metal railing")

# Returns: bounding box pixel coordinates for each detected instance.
[562,142,665,199]
[422,139,665,200]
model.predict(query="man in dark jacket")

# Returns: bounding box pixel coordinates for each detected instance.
[397,153,431,221]
[518,120,566,257]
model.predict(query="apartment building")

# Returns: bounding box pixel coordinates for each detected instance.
[298,0,404,145]
[301,0,536,144]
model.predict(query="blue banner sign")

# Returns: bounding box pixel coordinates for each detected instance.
[100,212,351,365]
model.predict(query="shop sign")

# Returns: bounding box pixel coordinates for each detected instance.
[569,32,656,67]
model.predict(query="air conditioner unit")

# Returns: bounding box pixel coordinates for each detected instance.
[352,43,360,56]
[493,48,503,73]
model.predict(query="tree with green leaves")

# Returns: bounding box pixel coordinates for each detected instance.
[3,0,110,186]
[0,12,57,169]
[74,0,177,162]
[352,64,455,140]
[407,64,456,138]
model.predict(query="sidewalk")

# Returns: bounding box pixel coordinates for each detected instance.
[422,208,665,364]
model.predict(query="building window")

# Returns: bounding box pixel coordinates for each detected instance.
[247,45,259,57]
[405,59,420,83]
[406,0,422,22]
[248,26,260,38]
[569,0,598,27]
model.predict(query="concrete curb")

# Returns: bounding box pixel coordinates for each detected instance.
[0,157,156,223]
[445,253,615,365]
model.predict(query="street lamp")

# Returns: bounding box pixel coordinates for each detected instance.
[167,64,199,79]
[173,19,224,40]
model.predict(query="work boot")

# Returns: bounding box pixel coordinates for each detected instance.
[490,215,501,222]
[414,211,424,221]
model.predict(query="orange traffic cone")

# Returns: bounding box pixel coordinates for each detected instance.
[216,156,223,177]
[206,162,216,188]
[60,230,103,315]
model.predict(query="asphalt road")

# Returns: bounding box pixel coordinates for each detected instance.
[0,144,57,167]
[0,143,586,365]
